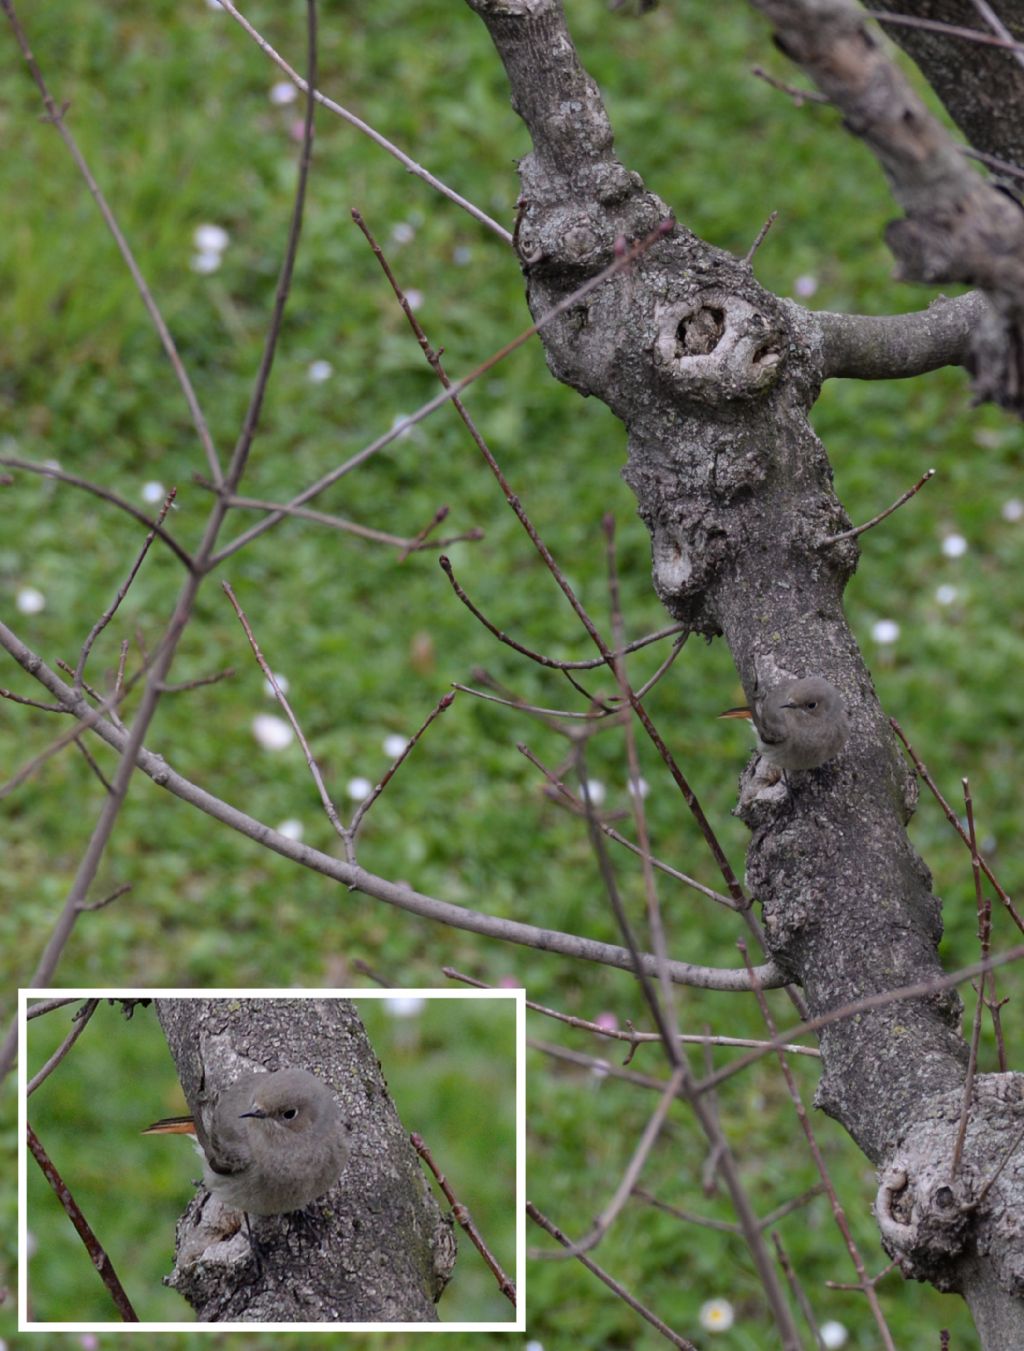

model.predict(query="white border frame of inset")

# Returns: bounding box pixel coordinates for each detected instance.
[20,986,525,1333]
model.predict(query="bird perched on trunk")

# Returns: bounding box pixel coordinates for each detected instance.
[720,676,850,772]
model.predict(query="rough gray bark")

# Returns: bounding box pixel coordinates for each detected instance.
[154,998,455,1323]
[867,0,1024,169]
[466,0,1024,1343]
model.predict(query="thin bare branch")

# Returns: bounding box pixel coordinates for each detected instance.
[0,3,219,483]
[75,489,176,689]
[222,581,348,843]
[209,218,675,566]
[526,1201,698,1350]
[221,0,317,491]
[739,942,897,1348]
[891,718,1023,932]
[349,692,456,837]
[820,468,935,546]
[0,456,192,567]
[26,1121,139,1320]
[951,778,988,1177]
[217,0,513,243]
[411,1132,516,1306]
[696,943,1024,1098]
[27,999,100,1096]
[866,9,1024,56]
[532,1066,686,1260]
[0,620,775,995]
[445,965,813,1052]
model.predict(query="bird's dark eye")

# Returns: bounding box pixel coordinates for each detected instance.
[282,1108,298,1120]
[806,701,817,709]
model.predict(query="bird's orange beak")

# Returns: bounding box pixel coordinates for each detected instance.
[718,706,754,720]
[142,1115,197,1135]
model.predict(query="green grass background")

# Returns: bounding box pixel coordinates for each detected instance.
[3,0,1023,1346]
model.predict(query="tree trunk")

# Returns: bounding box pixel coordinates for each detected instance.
[154,998,455,1323]
[465,0,1024,1342]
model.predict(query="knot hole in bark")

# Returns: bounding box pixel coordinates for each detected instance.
[654,291,785,401]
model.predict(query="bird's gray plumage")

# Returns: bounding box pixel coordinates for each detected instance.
[751,676,850,771]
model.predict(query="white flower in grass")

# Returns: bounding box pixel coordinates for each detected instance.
[263,671,289,697]
[582,778,606,806]
[699,1297,735,1332]
[871,619,899,645]
[627,776,650,800]
[16,586,45,615]
[935,584,958,606]
[194,223,229,253]
[793,273,818,298]
[941,532,968,558]
[205,0,223,10]
[276,818,304,841]
[525,1342,545,1351]
[452,245,472,266]
[391,221,416,245]
[141,480,166,504]
[269,80,298,105]
[383,733,409,758]
[820,1320,849,1348]
[385,996,425,1018]
[346,775,373,800]
[308,359,333,384]
[404,288,424,312]
[191,250,222,275]
[252,713,293,751]
[1002,498,1023,523]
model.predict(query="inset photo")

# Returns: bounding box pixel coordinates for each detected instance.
[21,989,522,1331]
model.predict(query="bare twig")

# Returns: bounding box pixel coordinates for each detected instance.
[443,968,812,1052]
[72,736,114,793]
[891,719,1023,932]
[411,1132,516,1306]
[0,687,66,713]
[27,997,83,1020]
[820,468,935,546]
[159,667,236,694]
[209,219,675,566]
[221,3,317,490]
[217,0,513,243]
[969,0,1024,73]
[751,64,831,104]
[739,942,896,1348]
[349,692,456,836]
[222,580,347,843]
[744,209,779,264]
[771,1231,822,1348]
[26,1122,139,1320]
[0,457,192,567]
[76,881,131,913]
[75,489,176,689]
[866,9,1024,57]
[527,1201,698,1350]
[3,611,771,995]
[0,4,219,483]
[0,0,322,1082]
[27,999,100,1096]
[454,682,607,721]
[951,778,988,1177]
[696,943,1024,1098]
[515,744,741,911]
[531,1067,686,1260]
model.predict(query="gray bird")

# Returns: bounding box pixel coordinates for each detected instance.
[720,675,850,772]
[145,1067,348,1215]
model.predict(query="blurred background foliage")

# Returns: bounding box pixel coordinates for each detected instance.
[3,0,1022,1345]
